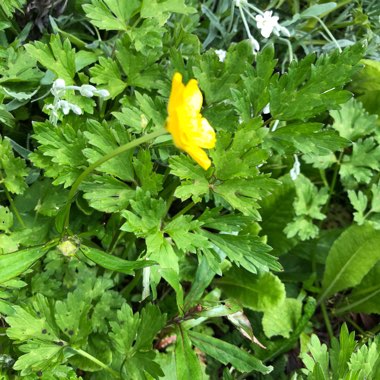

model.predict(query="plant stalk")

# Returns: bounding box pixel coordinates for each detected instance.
[74,348,121,379]
[62,128,167,232]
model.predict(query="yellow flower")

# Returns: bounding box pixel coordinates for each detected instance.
[166,72,216,170]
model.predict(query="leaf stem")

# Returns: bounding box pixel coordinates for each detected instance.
[321,302,334,341]
[62,128,167,233]
[3,186,25,228]
[73,348,121,379]
[171,201,195,220]
[311,16,342,53]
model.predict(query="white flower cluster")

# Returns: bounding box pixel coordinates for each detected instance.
[47,78,110,125]
[234,0,290,53]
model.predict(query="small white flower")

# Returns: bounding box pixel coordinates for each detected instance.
[290,154,301,180]
[70,104,83,115]
[249,35,260,52]
[95,89,110,98]
[263,103,270,114]
[51,78,66,97]
[79,84,97,97]
[57,100,71,115]
[255,11,279,38]
[215,49,227,63]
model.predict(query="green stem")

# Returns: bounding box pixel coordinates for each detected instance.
[3,186,25,228]
[312,16,342,52]
[321,302,334,341]
[344,316,366,336]
[121,270,142,296]
[319,169,329,189]
[171,201,195,220]
[62,128,167,232]
[321,151,343,215]
[74,348,121,379]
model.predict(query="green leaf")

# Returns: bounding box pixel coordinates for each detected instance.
[13,342,64,375]
[81,175,135,212]
[213,177,277,220]
[342,261,380,314]
[300,2,337,18]
[0,0,26,17]
[80,245,156,275]
[0,46,43,88]
[320,224,380,301]
[30,122,87,188]
[235,44,277,120]
[0,246,47,284]
[348,190,368,225]
[109,303,166,379]
[188,330,272,374]
[194,41,254,104]
[262,298,302,338]
[217,267,285,311]
[175,328,203,380]
[6,305,60,344]
[89,56,126,98]
[170,155,210,202]
[164,215,209,253]
[339,138,380,188]
[330,324,356,378]
[300,335,329,378]
[270,44,364,121]
[349,339,379,378]
[54,290,92,344]
[141,0,196,25]
[114,92,166,133]
[0,136,28,194]
[185,256,216,306]
[135,303,166,351]
[116,36,163,90]
[204,231,281,273]
[14,178,68,217]
[129,18,166,53]
[110,303,139,354]
[25,35,76,83]
[160,268,184,312]
[330,98,378,141]
[147,233,179,272]
[212,120,269,180]
[133,150,163,195]
[269,122,348,155]
[83,0,140,31]
[83,120,134,181]
[0,206,13,232]
[259,175,297,255]
[284,174,328,241]
[121,190,166,237]
[350,59,380,118]
[0,104,15,128]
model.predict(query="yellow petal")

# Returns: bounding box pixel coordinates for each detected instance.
[168,72,184,117]
[187,146,212,170]
[166,72,216,170]
[183,79,203,114]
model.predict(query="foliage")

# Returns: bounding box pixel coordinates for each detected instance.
[0,0,379,379]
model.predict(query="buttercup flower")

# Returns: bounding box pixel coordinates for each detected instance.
[166,72,216,170]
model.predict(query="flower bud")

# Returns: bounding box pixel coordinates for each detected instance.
[79,84,97,97]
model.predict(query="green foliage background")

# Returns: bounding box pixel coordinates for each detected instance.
[0,0,380,379]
